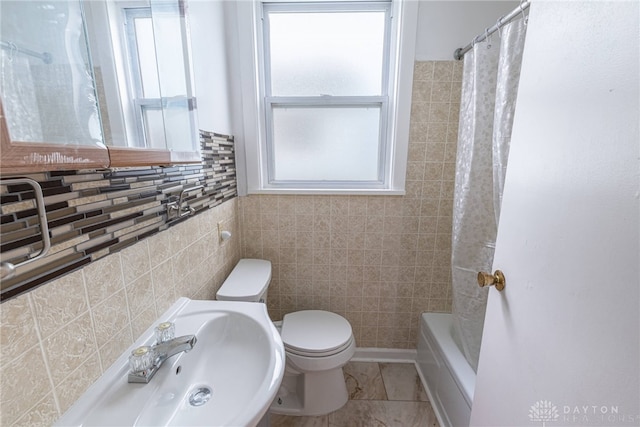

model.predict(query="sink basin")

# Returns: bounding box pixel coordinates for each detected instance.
[56,298,285,427]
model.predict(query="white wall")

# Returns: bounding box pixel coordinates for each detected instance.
[471,1,640,424]
[415,0,517,60]
[188,0,234,135]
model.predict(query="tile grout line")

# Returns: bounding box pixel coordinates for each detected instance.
[83,268,105,375]
[376,362,390,401]
[142,239,159,321]
[116,253,136,347]
[26,293,62,418]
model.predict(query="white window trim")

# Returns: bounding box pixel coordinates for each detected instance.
[234,0,418,195]
[123,7,164,148]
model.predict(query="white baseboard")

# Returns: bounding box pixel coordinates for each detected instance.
[351,347,417,363]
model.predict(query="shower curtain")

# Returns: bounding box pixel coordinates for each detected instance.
[451,17,527,372]
[0,50,43,142]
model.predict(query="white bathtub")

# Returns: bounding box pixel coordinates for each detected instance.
[416,313,476,427]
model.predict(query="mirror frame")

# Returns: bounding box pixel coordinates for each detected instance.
[2,101,201,172]
[0,102,111,174]
[108,145,201,167]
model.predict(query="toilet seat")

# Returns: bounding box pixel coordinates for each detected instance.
[281,310,353,356]
[285,336,354,358]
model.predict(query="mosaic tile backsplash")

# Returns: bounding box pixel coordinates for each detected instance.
[1,130,236,300]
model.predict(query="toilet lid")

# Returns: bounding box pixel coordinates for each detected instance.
[281,310,353,354]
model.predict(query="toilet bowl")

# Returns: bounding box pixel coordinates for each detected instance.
[216,259,356,416]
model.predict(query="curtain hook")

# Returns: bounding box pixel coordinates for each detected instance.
[485,27,492,50]
[496,17,504,38]
[8,42,17,62]
[519,0,529,25]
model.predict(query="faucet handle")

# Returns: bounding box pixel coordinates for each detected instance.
[155,322,175,343]
[129,346,156,373]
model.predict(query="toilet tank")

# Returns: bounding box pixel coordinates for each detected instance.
[216,259,271,303]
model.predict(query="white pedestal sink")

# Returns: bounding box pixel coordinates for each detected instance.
[56,298,285,427]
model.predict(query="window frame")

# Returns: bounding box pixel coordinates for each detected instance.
[262,2,392,189]
[236,0,418,195]
[124,7,165,149]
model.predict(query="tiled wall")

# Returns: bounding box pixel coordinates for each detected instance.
[0,200,241,426]
[1,131,236,300]
[0,132,242,425]
[240,61,462,349]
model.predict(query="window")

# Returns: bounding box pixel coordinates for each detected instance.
[238,0,418,194]
[124,7,165,149]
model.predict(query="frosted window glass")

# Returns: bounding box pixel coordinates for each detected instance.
[134,18,160,98]
[142,107,166,149]
[163,105,197,152]
[151,4,188,97]
[272,107,381,181]
[268,11,385,96]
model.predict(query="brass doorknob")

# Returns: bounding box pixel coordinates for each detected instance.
[477,270,506,291]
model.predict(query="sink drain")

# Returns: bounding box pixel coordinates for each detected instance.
[188,387,212,407]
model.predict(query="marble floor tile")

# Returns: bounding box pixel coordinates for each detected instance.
[271,413,329,427]
[328,400,438,427]
[270,362,439,427]
[379,363,428,402]
[343,362,388,400]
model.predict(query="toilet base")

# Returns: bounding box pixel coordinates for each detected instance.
[270,367,348,416]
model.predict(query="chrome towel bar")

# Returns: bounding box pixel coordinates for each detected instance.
[0,178,51,279]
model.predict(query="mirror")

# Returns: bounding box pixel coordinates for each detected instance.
[0,0,199,164]
[83,0,198,154]
[0,0,103,147]
[85,0,199,154]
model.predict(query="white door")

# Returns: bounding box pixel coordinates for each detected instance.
[471,2,639,427]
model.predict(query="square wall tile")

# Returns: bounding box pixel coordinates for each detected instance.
[239,61,459,348]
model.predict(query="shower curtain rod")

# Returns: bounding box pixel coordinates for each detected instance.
[453,0,530,60]
[1,41,52,64]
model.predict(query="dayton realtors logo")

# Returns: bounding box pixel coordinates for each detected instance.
[529,401,639,425]
[529,400,560,426]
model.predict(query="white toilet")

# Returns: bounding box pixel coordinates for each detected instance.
[216,258,356,416]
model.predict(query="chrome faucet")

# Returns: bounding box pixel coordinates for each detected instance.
[128,335,198,384]
[167,184,204,220]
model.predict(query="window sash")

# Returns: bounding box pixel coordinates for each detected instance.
[263,2,392,98]
[265,97,389,187]
[124,8,154,98]
[124,8,156,148]
[261,1,392,188]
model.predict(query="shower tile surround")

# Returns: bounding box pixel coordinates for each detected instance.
[0,60,460,425]
[241,61,461,349]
